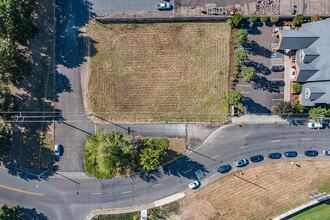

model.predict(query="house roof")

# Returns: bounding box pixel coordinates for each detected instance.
[301,83,330,106]
[278,29,319,50]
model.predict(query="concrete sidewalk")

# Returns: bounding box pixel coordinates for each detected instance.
[231,115,290,124]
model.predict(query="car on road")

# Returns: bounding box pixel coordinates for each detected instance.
[268,153,282,159]
[305,150,318,157]
[308,122,323,129]
[156,3,171,10]
[284,151,297,157]
[271,81,285,87]
[188,181,200,189]
[250,155,264,162]
[217,164,232,173]
[323,150,330,155]
[270,66,284,72]
[273,27,283,33]
[233,158,249,167]
[54,144,61,156]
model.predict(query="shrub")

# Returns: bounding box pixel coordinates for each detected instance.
[260,16,268,23]
[309,106,329,118]
[230,77,236,82]
[241,67,256,82]
[292,82,302,93]
[293,100,306,114]
[311,14,323,22]
[248,16,257,23]
[274,101,293,117]
[228,90,243,106]
[226,18,233,27]
[232,13,244,27]
[293,14,304,26]
[233,29,248,46]
[234,49,247,63]
[234,67,239,75]
[270,16,279,23]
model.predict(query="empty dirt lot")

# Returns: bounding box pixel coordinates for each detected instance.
[87,22,231,122]
[161,160,330,220]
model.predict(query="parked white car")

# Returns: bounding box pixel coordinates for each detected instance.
[156,3,171,9]
[307,122,323,129]
[323,150,330,156]
[188,181,200,189]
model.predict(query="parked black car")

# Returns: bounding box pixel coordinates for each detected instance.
[271,81,285,87]
[271,66,284,72]
[305,150,318,157]
[284,151,297,157]
[217,164,232,173]
[268,153,282,159]
[250,155,264,162]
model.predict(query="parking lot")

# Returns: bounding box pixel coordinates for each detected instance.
[236,22,285,114]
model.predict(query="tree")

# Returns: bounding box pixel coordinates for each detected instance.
[226,18,233,28]
[270,16,279,23]
[260,16,268,23]
[0,204,19,219]
[274,101,293,117]
[228,90,243,106]
[0,125,11,157]
[0,39,30,84]
[293,14,305,26]
[248,16,257,23]
[234,50,247,63]
[292,82,302,93]
[0,84,16,119]
[0,0,38,45]
[241,67,256,82]
[309,106,329,118]
[293,100,306,114]
[139,138,168,170]
[232,13,244,27]
[233,29,248,46]
[311,14,323,22]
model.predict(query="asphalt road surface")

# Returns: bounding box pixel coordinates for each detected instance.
[1,124,330,219]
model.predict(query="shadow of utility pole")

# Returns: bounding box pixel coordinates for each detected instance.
[234,174,268,191]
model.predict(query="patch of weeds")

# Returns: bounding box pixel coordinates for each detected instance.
[318,184,330,194]
[152,201,181,219]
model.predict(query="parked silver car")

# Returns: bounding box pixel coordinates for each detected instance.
[156,3,171,9]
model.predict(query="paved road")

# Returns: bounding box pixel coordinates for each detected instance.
[1,124,330,219]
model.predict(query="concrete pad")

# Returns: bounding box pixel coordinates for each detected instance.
[154,193,185,207]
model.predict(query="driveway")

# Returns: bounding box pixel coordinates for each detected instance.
[236,22,284,114]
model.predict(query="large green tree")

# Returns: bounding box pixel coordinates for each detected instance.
[233,29,248,46]
[0,125,11,157]
[228,90,243,106]
[0,0,38,45]
[309,106,329,118]
[0,204,19,219]
[232,13,244,27]
[274,101,293,117]
[241,67,256,82]
[0,39,30,84]
[139,138,168,170]
[293,14,305,26]
[0,84,16,119]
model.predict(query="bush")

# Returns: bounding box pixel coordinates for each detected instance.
[232,13,244,27]
[309,106,329,118]
[248,16,257,23]
[228,90,243,106]
[293,14,304,26]
[226,18,233,27]
[230,77,236,82]
[260,16,268,23]
[270,16,279,23]
[274,101,293,117]
[241,67,256,82]
[233,29,248,46]
[292,82,302,93]
[234,49,247,63]
[311,14,323,22]
[234,67,239,75]
[293,100,306,114]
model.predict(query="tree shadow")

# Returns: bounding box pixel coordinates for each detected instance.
[130,168,163,183]
[246,59,271,75]
[55,72,73,102]
[17,206,49,220]
[242,97,271,114]
[248,26,262,35]
[251,75,272,92]
[246,40,272,59]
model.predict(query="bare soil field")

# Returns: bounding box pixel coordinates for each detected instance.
[87,22,231,122]
[158,160,330,220]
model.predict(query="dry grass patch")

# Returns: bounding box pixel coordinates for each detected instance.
[162,160,330,220]
[87,22,231,122]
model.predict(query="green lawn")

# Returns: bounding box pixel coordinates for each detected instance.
[288,202,330,220]
[97,213,135,220]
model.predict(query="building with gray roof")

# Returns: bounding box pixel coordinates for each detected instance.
[276,18,330,107]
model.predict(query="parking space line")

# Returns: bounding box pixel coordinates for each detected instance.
[93,193,103,195]
[236,85,251,87]
[301,138,313,141]
[122,191,132,194]
[272,99,284,101]
[271,140,281,143]
[210,155,220,160]
[184,169,192,174]
[240,146,249,149]
[152,183,162,188]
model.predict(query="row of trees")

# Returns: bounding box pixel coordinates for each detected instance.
[273,101,330,118]
[0,0,37,157]
[84,128,169,178]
